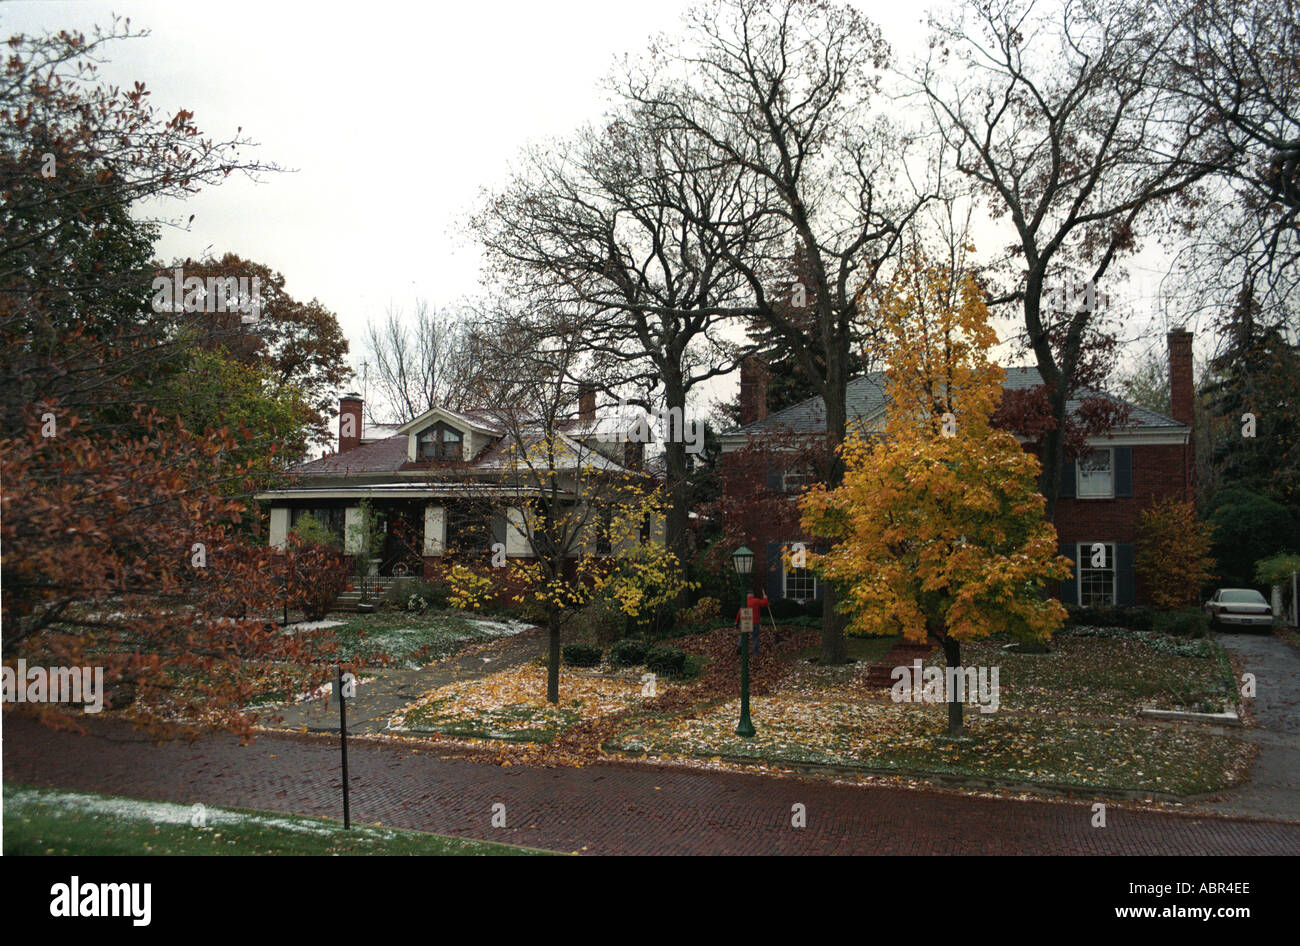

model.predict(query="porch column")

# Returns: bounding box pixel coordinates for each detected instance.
[343,506,362,554]
[423,505,446,556]
[269,507,290,550]
[505,506,530,555]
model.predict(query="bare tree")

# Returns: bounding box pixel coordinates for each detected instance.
[1160,0,1300,334]
[617,0,933,663]
[362,300,489,423]
[916,0,1222,518]
[472,106,763,561]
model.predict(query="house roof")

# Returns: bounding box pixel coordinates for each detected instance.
[722,366,1185,440]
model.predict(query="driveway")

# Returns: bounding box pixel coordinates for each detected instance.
[1198,630,1300,822]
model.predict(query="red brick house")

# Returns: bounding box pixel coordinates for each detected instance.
[717,329,1196,609]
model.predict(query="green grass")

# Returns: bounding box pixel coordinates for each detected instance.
[291,610,520,669]
[604,625,1254,796]
[401,698,580,743]
[793,635,900,665]
[3,784,555,856]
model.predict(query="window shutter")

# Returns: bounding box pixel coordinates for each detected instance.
[1116,543,1136,606]
[1058,541,1078,606]
[765,465,783,493]
[765,542,784,600]
[1114,447,1133,498]
[1058,459,1076,499]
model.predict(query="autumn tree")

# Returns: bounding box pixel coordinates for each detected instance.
[1,20,280,435]
[158,253,351,451]
[441,306,692,703]
[1135,497,1216,609]
[0,22,326,737]
[800,254,1069,735]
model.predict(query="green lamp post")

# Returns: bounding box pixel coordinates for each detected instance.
[731,545,756,738]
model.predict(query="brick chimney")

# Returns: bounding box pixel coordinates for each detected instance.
[1167,327,1194,427]
[578,383,596,425]
[339,392,363,453]
[739,358,769,426]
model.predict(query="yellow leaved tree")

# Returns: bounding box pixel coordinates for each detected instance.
[799,252,1070,735]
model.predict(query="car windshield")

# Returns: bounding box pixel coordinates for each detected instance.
[1221,590,1266,604]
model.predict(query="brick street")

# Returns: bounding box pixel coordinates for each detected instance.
[4,716,1298,855]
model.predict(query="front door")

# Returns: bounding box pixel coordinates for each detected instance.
[381,504,424,576]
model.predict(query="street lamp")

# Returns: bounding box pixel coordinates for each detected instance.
[732,546,756,738]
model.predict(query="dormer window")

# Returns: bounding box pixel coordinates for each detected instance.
[418,422,463,460]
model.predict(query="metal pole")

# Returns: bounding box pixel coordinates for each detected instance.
[736,629,756,737]
[338,665,350,829]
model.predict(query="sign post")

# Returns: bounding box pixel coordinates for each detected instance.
[736,609,756,737]
[338,664,350,829]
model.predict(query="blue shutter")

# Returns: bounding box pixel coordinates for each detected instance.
[764,542,784,600]
[765,465,783,493]
[1114,447,1132,498]
[1059,541,1078,606]
[1116,543,1135,606]
[1059,459,1076,498]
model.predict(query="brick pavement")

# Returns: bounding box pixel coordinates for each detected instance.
[4,715,1299,854]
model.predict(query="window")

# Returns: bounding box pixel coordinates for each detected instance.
[783,557,818,601]
[1076,449,1114,498]
[418,422,463,460]
[1077,542,1115,607]
[782,471,815,494]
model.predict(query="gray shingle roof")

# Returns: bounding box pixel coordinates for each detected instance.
[728,366,1183,437]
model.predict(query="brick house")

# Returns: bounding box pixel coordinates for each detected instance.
[255,389,657,578]
[717,329,1195,608]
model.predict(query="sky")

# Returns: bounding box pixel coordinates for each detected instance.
[5,0,1190,421]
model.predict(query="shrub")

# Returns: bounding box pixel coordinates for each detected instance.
[290,511,340,549]
[1064,605,1154,630]
[677,596,721,629]
[1135,497,1216,610]
[1154,608,1210,638]
[562,643,603,668]
[609,637,649,667]
[645,646,687,677]
[284,542,351,621]
[574,599,626,644]
[384,578,449,612]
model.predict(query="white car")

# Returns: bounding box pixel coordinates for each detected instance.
[1204,588,1274,630]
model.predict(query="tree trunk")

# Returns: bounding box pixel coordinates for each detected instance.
[546,612,561,704]
[941,635,963,737]
[819,354,849,665]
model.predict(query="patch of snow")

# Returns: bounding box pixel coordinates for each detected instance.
[466,618,534,637]
[290,619,346,631]
[6,787,396,838]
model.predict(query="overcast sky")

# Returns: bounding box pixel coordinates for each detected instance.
[6,0,1187,419]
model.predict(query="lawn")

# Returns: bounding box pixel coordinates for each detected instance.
[2,784,554,856]
[603,626,1255,797]
[289,610,533,669]
[393,664,658,742]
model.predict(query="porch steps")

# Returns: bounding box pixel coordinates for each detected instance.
[332,576,403,612]
[863,640,939,688]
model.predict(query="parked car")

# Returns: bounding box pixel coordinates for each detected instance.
[1204,588,1273,630]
